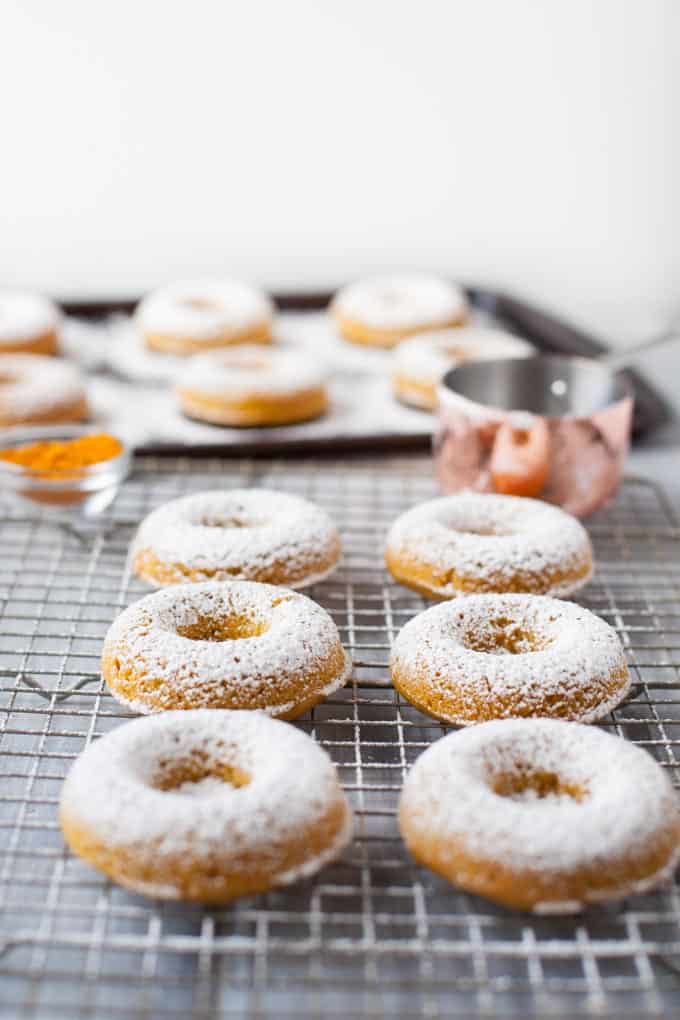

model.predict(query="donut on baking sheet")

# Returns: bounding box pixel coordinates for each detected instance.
[132,489,341,589]
[60,709,354,902]
[399,718,680,912]
[391,327,534,411]
[0,292,61,355]
[330,274,468,348]
[389,593,630,725]
[136,279,274,355]
[0,354,88,427]
[385,492,593,600]
[175,345,329,426]
[102,581,351,718]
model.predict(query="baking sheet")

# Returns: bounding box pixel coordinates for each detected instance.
[59,288,671,452]
[62,306,513,453]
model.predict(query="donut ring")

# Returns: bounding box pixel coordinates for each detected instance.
[0,292,60,355]
[176,346,328,426]
[399,718,680,912]
[102,581,351,717]
[132,489,341,589]
[331,275,468,349]
[385,492,593,599]
[60,709,353,902]
[137,279,274,355]
[392,327,533,411]
[390,594,630,724]
[0,354,88,427]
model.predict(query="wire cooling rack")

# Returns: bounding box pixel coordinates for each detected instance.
[1,453,680,1020]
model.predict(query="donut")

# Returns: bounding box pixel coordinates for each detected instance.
[392,327,533,410]
[385,492,593,599]
[390,593,630,724]
[399,718,680,912]
[0,354,88,427]
[60,709,353,902]
[330,274,468,348]
[102,580,351,717]
[175,345,328,426]
[136,279,274,355]
[132,489,341,589]
[0,292,60,355]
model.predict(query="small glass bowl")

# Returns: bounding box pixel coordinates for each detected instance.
[0,425,133,517]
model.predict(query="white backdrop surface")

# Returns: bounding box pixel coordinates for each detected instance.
[1,0,678,345]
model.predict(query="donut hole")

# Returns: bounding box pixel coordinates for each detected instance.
[153,750,250,796]
[223,353,271,372]
[181,298,224,313]
[197,512,267,530]
[443,344,471,361]
[463,615,552,655]
[445,517,514,537]
[491,765,586,803]
[175,611,269,642]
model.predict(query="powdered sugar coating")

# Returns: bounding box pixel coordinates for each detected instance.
[385,492,593,598]
[399,718,680,911]
[391,594,630,723]
[331,275,468,330]
[136,279,274,340]
[393,327,534,388]
[0,353,86,418]
[132,488,341,588]
[60,709,354,898]
[176,345,328,398]
[0,292,60,344]
[103,581,351,715]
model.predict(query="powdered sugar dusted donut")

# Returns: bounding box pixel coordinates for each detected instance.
[331,274,468,348]
[385,492,593,599]
[0,292,61,355]
[392,327,534,410]
[176,345,329,426]
[132,489,341,589]
[137,279,274,355]
[103,581,351,717]
[0,354,88,426]
[390,593,630,725]
[399,718,680,912]
[60,709,353,902]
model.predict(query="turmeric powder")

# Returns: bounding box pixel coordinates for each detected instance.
[0,433,123,476]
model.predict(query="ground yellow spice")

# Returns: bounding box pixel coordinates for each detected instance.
[0,433,123,475]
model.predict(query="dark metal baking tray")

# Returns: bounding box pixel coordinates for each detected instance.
[62,287,671,454]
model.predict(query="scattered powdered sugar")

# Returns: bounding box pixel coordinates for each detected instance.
[331,274,468,330]
[132,488,341,586]
[0,292,60,343]
[400,718,680,908]
[136,279,274,339]
[393,327,534,387]
[177,345,328,398]
[391,593,630,723]
[60,709,353,886]
[103,580,351,714]
[0,353,86,416]
[386,492,593,597]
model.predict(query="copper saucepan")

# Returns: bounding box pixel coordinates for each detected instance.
[434,333,674,517]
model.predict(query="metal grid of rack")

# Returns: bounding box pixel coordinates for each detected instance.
[1,454,680,1019]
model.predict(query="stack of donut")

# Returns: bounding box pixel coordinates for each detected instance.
[61,487,355,903]
[0,292,89,426]
[385,491,680,911]
[0,273,537,429]
[58,483,680,914]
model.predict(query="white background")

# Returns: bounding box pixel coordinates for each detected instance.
[1,0,678,345]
